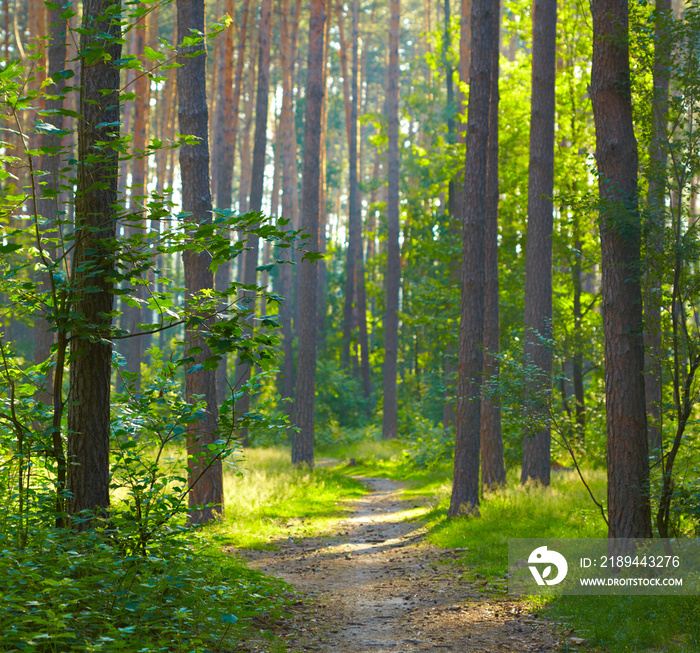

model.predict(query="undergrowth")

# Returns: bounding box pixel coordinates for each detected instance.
[0,528,291,652]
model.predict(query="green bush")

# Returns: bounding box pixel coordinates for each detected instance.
[314,359,370,432]
[0,529,290,652]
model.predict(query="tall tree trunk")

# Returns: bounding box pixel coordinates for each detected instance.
[66,0,121,522]
[317,0,332,350]
[237,0,273,447]
[448,0,494,517]
[443,0,471,432]
[177,0,223,524]
[382,0,400,440]
[521,0,556,486]
[292,0,326,465]
[214,0,251,405]
[340,0,360,368]
[122,7,150,392]
[572,208,586,437]
[444,0,456,215]
[590,0,652,540]
[279,0,301,405]
[35,3,67,392]
[36,0,68,518]
[237,38,257,217]
[480,0,505,490]
[644,0,671,457]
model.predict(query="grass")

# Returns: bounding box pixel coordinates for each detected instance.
[319,436,700,653]
[209,446,368,548]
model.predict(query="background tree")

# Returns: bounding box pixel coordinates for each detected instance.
[590,0,652,539]
[480,0,505,490]
[382,0,400,440]
[177,0,223,523]
[292,0,326,466]
[521,0,557,486]
[448,0,495,516]
[238,0,273,447]
[66,0,122,521]
[643,0,672,457]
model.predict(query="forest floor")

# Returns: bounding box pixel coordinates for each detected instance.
[230,474,585,653]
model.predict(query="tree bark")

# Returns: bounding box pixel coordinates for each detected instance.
[448,0,494,516]
[317,0,332,350]
[66,0,121,522]
[443,0,471,432]
[644,0,671,457]
[214,0,251,405]
[121,6,150,392]
[237,0,273,447]
[572,209,586,437]
[382,0,400,440]
[590,0,652,539]
[292,0,326,466]
[341,0,360,368]
[34,3,67,392]
[480,0,505,490]
[279,0,301,407]
[177,0,223,524]
[521,0,556,486]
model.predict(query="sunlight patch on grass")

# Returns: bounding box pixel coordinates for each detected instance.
[212,447,367,549]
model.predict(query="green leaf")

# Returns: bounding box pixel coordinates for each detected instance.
[143,46,165,61]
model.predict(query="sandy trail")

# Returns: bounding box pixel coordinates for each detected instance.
[236,476,572,652]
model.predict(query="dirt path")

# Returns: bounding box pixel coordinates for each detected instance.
[235,477,574,652]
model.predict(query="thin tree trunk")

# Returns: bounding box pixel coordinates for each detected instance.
[480,0,505,490]
[521,0,556,486]
[35,3,67,390]
[572,210,586,437]
[644,0,671,457]
[215,0,251,404]
[177,0,223,524]
[122,6,150,392]
[343,18,359,368]
[317,0,332,349]
[590,0,652,540]
[279,0,301,405]
[35,0,68,519]
[448,0,494,517]
[443,0,471,432]
[66,0,122,522]
[237,0,272,447]
[237,37,257,217]
[292,0,326,466]
[382,0,401,440]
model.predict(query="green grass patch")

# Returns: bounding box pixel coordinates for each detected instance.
[423,468,607,577]
[211,446,367,548]
[549,595,700,652]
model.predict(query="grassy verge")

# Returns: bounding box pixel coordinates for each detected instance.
[326,438,700,653]
[209,446,368,549]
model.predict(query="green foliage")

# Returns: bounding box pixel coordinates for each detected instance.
[314,358,370,433]
[0,529,291,652]
[0,9,303,653]
[402,429,453,471]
